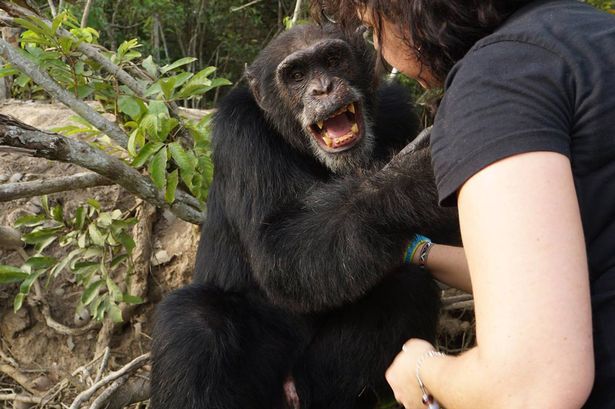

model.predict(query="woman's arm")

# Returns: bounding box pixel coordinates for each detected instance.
[387,151,594,408]
[412,243,472,293]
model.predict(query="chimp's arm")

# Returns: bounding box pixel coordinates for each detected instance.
[256,146,458,312]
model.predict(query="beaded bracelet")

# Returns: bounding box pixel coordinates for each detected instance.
[418,241,433,270]
[414,349,445,409]
[403,234,431,265]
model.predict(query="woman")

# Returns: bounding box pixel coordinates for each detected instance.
[313,1,615,408]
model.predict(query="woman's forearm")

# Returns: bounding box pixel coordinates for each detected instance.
[412,243,473,293]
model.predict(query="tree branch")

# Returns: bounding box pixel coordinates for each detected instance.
[0,37,129,148]
[0,172,113,202]
[0,115,204,224]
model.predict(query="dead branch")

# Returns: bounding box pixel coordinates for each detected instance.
[40,303,101,336]
[0,172,113,202]
[0,364,38,395]
[0,393,42,404]
[88,375,128,409]
[0,115,204,224]
[94,348,110,384]
[68,353,150,409]
[0,38,129,148]
[80,0,94,28]
[98,376,149,409]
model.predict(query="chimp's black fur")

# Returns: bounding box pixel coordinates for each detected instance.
[151,24,459,409]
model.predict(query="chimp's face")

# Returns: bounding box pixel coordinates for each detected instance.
[247,26,378,174]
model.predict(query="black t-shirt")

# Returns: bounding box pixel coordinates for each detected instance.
[430,0,615,406]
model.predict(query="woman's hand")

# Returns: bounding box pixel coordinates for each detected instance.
[386,338,438,409]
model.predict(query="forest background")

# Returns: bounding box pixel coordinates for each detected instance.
[0,0,612,408]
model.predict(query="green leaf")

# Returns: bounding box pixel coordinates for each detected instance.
[87,199,101,210]
[165,169,179,204]
[108,303,123,323]
[131,142,163,168]
[14,213,46,227]
[81,279,104,305]
[122,294,144,305]
[106,277,123,302]
[14,73,31,88]
[140,114,159,139]
[0,265,28,284]
[159,77,176,99]
[51,205,64,223]
[142,55,158,77]
[116,232,135,254]
[35,235,57,253]
[148,100,168,116]
[88,223,106,247]
[13,293,25,312]
[149,147,168,190]
[74,206,86,230]
[22,228,61,244]
[160,57,197,74]
[25,256,57,270]
[51,249,83,278]
[0,67,19,79]
[168,142,196,171]
[110,254,128,268]
[118,95,145,121]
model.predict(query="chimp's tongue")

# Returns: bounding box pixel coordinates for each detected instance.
[324,113,353,138]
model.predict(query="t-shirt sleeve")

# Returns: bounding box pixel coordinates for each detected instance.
[430,40,574,207]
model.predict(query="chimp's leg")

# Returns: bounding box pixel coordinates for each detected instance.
[294,266,440,409]
[150,284,311,409]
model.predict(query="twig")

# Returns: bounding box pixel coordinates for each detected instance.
[0,393,42,403]
[230,0,265,12]
[80,0,94,28]
[0,364,38,395]
[290,0,303,27]
[0,37,129,148]
[40,303,101,336]
[87,375,128,409]
[94,348,110,384]
[0,172,113,202]
[0,115,204,224]
[68,353,150,409]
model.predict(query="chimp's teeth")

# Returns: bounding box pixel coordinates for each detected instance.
[348,103,355,114]
[322,133,333,147]
[351,123,359,134]
[317,121,324,129]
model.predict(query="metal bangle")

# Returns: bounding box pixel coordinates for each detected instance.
[415,350,445,409]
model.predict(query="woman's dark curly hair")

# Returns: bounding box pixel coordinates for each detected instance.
[312,0,534,85]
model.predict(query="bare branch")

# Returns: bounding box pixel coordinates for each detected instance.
[88,375,128,409]
[230,0,265,12]
[0,393,42,403]
[0,364,38,395]
[0,115,204,224]
[291,0,303,26]
[0,37,129,148]
[80,0,94,28]
[0,172,113,202]
[68,353,150,409]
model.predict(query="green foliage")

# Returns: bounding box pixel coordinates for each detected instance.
[3,10,228,205]
[0,197,142,321]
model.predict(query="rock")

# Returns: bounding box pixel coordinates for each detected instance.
[0,174,9,183]
[151,249,172,266]
[8,172,23,183]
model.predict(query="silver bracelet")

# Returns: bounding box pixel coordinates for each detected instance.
[415,350,445,409]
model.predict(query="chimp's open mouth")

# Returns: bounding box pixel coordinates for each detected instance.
[308,102,363,153]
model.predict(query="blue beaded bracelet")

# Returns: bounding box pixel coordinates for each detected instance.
[403,234,432,265]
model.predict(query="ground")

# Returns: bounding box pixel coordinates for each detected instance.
[0,100,474,408]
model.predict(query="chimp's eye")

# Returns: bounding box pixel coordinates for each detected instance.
[291,71,305,82]
[327,55,340,68]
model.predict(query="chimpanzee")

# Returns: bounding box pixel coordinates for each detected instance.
[150,24,459,409]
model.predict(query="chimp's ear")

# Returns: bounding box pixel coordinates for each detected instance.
[245,65,264,109]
